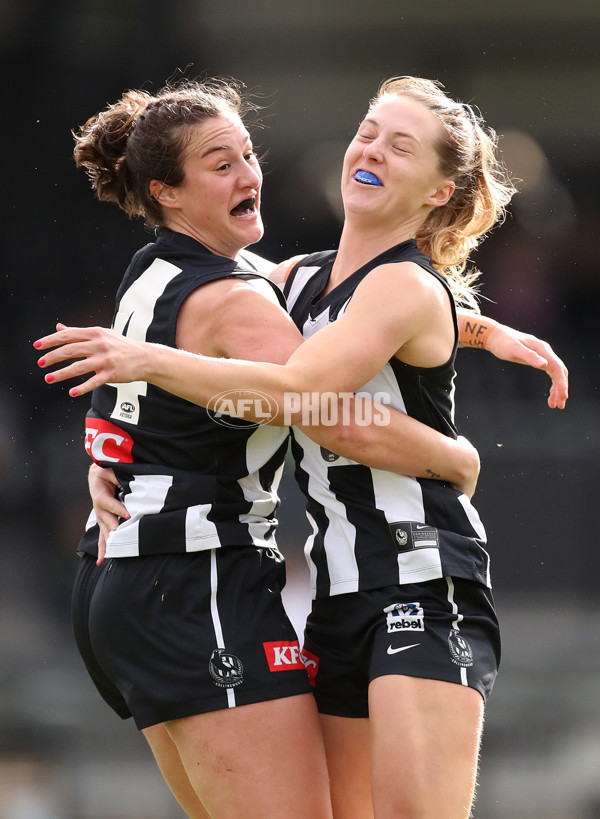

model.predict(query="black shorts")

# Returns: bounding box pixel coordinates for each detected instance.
[71,548,311,730]
[302,577,501,718]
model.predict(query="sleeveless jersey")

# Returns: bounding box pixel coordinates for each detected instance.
[78,228,289,559]
[283,240,490,599]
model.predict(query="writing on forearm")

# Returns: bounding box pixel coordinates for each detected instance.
[425,468,441,480]
[461,319,490,349]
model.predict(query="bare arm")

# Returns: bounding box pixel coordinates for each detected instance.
[38,273,478,490]
[456,308,568,409]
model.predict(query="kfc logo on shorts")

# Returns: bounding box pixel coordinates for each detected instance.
[384,602,425,633]
[300,648,320,687]
[263,640,305,672]
[84,418,134,464]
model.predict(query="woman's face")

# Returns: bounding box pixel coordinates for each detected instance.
[154,113,263,258]
[342,94,454,227]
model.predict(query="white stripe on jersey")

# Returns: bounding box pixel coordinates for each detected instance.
[302,306,331,339]
[210,550,237,707]
[109,258,182,425]
[369,469,443,584]
[446,576,468,686]
[286,267,323,312]
[236,249,276,275]
[457,495,491,586]
[105,474,179,557]
[185,504,220,548]
[304,509,320,595]
[237,425,288,546]
[294,427,359,595]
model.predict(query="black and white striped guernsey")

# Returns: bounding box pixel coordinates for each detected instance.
[283,240,491,599]
[78,228,289,559]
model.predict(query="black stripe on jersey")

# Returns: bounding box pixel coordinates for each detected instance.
[139,509,188,555]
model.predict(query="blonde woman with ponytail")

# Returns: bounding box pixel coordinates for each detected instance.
[38,76,568,818]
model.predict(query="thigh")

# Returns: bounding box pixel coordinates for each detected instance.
[89,547,311,729]
[369,675,483,819]
[166,693,332,819]
[318,714,373,819]
[143,724,210,819]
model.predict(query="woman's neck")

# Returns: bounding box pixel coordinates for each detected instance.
[329,218,417,287]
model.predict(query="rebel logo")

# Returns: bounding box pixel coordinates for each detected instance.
[84,418,134,464]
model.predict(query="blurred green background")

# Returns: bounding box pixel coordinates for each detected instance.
[2,1,599,816]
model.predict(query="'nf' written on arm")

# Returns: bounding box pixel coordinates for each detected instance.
[462,319,490,348]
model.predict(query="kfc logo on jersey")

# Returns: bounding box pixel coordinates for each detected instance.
[263,640,305,672]
[84,418,134,464]
[384,602,425,633]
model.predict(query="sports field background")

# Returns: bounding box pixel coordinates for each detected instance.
[2,1,599,816]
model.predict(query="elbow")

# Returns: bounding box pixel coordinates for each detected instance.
[321,417,373,460]
[451,440,480,489]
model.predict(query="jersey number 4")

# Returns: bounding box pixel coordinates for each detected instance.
[108,258,181,425]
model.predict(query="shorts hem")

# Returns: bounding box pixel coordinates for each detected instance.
[132,683,313,730]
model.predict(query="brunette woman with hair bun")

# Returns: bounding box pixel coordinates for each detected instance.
[38,76,568,818]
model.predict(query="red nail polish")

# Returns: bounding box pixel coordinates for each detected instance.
[71,388,79,396]
[38,358,46,367]
[33,341,42,349]
[45,373,54,383]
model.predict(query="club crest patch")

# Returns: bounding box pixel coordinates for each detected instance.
[209,649,244,688]
[448,630,474,668]
[389,521,439,553]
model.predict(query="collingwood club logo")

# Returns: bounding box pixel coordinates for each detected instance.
[448,630,474,668]
[209,649,244,688]
[395,528,408,548]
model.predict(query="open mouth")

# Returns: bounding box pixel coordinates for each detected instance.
[354,170,383,187]
[231,196,257,217]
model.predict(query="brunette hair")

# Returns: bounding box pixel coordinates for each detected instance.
[73,79,252,229]
[371,76,517,305]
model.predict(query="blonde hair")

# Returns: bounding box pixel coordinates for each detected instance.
[371,76,517,306]
[73,79,251,229]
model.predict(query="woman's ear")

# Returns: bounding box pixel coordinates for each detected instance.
[428,180,456,208]
[149,179,180,209]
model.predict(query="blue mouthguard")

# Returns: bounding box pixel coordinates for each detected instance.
[354,170,383,187]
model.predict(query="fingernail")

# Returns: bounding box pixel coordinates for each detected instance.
[45,373,54,383]
[37,358,46,367]
[70,388,79,396]
[33,341,42,349]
